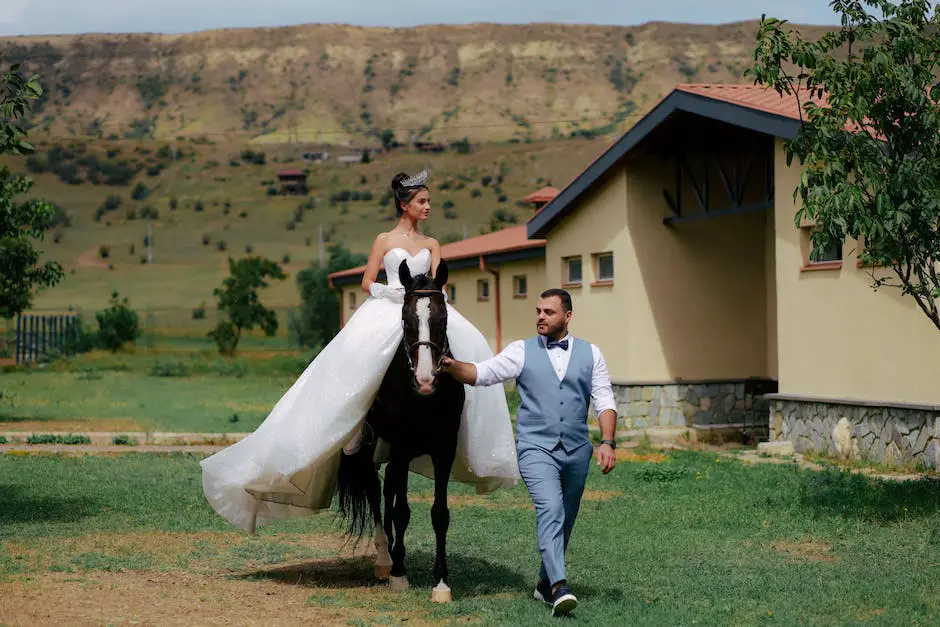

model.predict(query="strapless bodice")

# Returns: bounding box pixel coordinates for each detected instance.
[383,247,431,289]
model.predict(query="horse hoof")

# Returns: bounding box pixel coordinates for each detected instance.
[431,581,452,603]
[374,563,392,580]
[389,576,409,591]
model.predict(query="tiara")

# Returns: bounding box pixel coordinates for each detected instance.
[399,169,428,188]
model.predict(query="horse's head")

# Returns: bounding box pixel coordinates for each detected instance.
[399,258,449,395]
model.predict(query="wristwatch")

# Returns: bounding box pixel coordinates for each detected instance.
[601,439,616,449]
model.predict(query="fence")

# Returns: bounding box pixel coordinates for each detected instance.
[15,313,82,364]
[14,306,309,354]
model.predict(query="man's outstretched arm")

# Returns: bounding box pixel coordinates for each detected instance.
[441,340,525,386]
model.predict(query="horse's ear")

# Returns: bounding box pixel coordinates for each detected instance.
[433,259,448,290]
[398,259,414,291]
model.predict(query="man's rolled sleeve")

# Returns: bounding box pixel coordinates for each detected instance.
[590,344,618,414]
[472,340,525,386]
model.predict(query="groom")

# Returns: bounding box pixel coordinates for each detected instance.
[441,288,618,616]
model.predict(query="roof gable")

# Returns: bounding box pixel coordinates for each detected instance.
[526,84,807,239]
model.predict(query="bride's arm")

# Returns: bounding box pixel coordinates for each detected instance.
[361,234,387,294]
[429,238,442,282]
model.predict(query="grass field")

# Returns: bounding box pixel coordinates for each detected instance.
[0,348,311,433]
[1,450,938,625]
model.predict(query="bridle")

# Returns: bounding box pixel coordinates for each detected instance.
[402,289,450,375]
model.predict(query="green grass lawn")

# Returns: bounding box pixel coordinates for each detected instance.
[1,450,938,625]
[0,349,310,432]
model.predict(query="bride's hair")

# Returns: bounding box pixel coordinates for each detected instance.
[391,172,428,216]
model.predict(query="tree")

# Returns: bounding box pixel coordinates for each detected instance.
[291,243,367,349]
[751,0,940,331]
[95,291,141,352]
[209,257,286,355]
[0,65,63,319]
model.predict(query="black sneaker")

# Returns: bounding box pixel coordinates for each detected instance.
[533,578,552,604]
[551,584,578,616]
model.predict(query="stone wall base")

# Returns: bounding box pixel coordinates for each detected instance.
[770,399,939,470]
[610,381,771,442]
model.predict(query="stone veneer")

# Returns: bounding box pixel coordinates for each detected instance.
[610,381,771,433]
[770,398,939,469]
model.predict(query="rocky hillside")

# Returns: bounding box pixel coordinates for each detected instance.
[0,20,833,144]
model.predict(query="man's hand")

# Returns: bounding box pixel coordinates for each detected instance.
[596,443,616,474]
[439,356,477,385]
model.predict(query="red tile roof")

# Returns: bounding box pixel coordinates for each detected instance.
[522,186,560,203]
[674,83,826,122]
[328,225,545,280]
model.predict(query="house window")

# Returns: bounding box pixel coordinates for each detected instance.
[563,256,582,286]
[595,252,614,283]
[513,275,527,298]
[447,284,456,302]
[477,279,490,301]
[349,291,357,309]
[808,228,843,264]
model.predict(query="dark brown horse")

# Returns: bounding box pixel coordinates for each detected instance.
[337,258,465,602]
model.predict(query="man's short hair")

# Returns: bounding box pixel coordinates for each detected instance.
[540,288,572,313]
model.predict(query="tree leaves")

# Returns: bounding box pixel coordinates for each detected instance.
[0,66,63,320]
[210,257,287,355]
[752,0,940,331]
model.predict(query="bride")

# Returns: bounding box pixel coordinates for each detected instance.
[200,170,521,533]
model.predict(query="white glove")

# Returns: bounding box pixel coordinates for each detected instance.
[369,282,405,304]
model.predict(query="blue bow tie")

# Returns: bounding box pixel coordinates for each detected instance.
[546,339,568,350]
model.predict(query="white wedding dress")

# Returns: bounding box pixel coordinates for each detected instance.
[200,247,521,533]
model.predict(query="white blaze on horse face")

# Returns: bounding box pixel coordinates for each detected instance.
[415,297,435,390]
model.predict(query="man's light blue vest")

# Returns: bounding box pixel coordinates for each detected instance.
[515,335,594,452]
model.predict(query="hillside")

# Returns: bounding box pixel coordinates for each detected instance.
[1,20,833,144]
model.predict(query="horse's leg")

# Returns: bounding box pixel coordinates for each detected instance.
[368,459,391,579]
[430,448,456,603]
[385,456,411,590]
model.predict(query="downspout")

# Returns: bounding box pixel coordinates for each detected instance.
[479,255,502,352]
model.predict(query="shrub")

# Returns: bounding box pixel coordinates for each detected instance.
[267,186,278,196]
[244,244,254,254]
[194,200,204,212]
[216,240,228,251]
[169,198,178,210]
[282,254,291,264]
[149,361,191,377]
[98,245,110,259]
[111,434,138,445]
[139,255,147,264]
[192,302,207,319]
[95,291,141,352]
[129,244,136,255]
[131,182,150,200]
[286,220,296,231]
[201,233,211,246]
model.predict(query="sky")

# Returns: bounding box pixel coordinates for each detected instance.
[0,0,844,37]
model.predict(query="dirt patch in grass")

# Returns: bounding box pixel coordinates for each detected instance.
[617,450,669,463]
[75,246,108,269]
[2,531,352,573]
[0,417,145,432]
[0,570,445,626]
[770,539,838,563]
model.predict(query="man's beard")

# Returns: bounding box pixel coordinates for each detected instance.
[538,321,565,338]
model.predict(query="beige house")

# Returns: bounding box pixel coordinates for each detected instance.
[329,83,940,468]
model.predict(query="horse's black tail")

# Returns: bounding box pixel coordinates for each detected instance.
[337,429,379,539]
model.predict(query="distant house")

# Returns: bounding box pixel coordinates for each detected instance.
[521,186,560,211]
[415,141,445,153]
[302,151,329,162]
[277,169,308,195]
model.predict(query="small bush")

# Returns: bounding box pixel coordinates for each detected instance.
[95,291,141,352]
[471,188,482,198]
[149,361,191,377]
[201,233,211,246]
[111,434,138,445]
[169,198,178,210]
[194,200,204,212]
[129,243,135,255]
[239,211,248,218]
[139,255,147,264]
[27,433,91,445]
[282,254,291,264]
[267,186,278,196]
[286,220,296,231]
[244,244,254,254]
[192,302,207,319]
[216,240,228,251]
[98,245,110,259]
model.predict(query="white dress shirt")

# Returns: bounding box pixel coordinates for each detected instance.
[473,334,618,415]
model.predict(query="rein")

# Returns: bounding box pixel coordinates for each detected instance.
[402,289,449,374]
